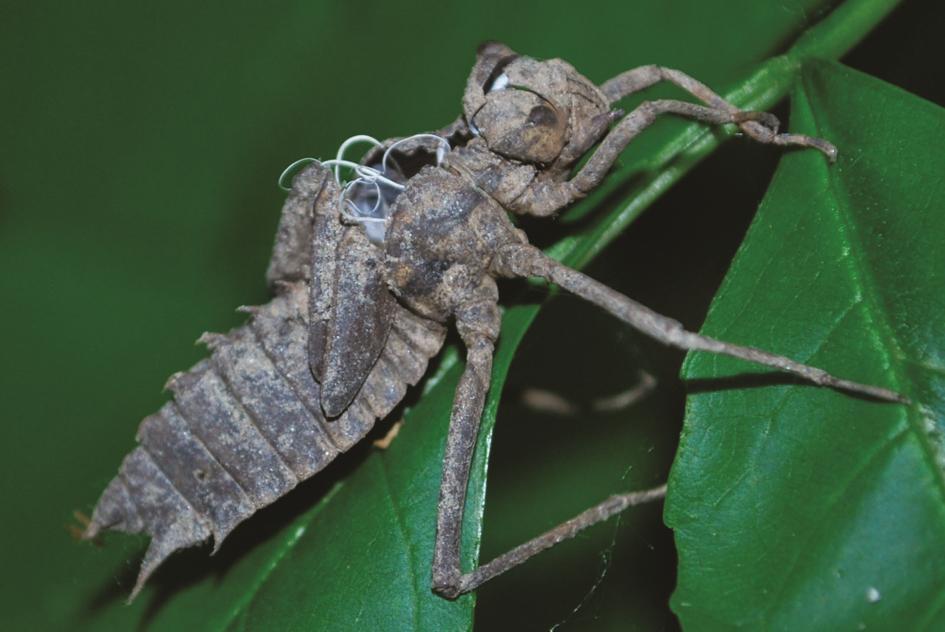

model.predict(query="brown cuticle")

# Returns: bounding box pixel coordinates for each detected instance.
[85,42,893,603]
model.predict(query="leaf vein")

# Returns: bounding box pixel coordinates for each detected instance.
[377,455,423,630]
[765,426,910,613]
[806,91,945,504]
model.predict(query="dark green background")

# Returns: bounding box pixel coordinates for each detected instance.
[1,1,941,629]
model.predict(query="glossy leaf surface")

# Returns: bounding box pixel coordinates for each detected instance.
[667,61,945,630]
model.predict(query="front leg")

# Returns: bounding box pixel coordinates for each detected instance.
[600,64,738,108]
[512,94,835,218]
[567,99,835,195]
[512,98,802,216]
[599,64,837,153]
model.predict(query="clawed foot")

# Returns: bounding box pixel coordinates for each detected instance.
[734,109,837,162]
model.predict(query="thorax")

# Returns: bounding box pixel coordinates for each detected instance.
[382,165,524,320]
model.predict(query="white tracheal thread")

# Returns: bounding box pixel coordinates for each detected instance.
[281,133,451,244]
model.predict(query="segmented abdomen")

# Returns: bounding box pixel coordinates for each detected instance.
[86,282,445,598]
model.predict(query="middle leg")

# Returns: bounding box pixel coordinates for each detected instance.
[492,243,906,403]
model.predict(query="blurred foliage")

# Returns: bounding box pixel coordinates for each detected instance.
[1,0,942,630]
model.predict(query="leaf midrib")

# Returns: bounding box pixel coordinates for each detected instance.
[803,73,945,505]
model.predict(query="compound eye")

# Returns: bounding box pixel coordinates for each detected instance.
[527,104,558,128]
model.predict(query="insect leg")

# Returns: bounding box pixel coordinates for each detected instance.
[432,284,668,599]
[492,243,907,403]
[600,65,744,107]
[598,65,834,158]
[514,98,818,217]
[440,481,667,598]
[431,333,495,598]
[568,98,833,196]
[431,288,500,598]
[435,240,905,596]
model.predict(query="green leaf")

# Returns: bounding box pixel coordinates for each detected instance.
[666,60,945,630]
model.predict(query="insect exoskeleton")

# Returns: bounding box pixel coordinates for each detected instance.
[85,41,901,604]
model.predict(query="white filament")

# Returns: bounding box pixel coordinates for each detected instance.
[380,133,450,175]
[279,132,452,241]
